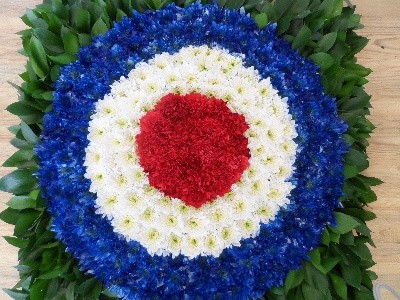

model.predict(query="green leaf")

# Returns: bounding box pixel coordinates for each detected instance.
[23,9,48,29]
[342,208,376,221]
[321,256,341,273]
[50,65,61,81]
[318,32,337,52]
[333,212,359,234]
[75,9,91,32]
[48,54,77,65]
[29,36,49,78]
[0,168,37,194]
[224,0,245,9]
[292,25,311,51]
[290,0,310,15]
[341,87,371,111]
[39,261,72,279]
[77,277,97,293]
[274,0,293,19]
[304,261,329,292]
[319,0,343,18]
[349,243,372,261]
[309,248,321,265]
[116,9,127,21]
[345,148,368,171]
[63,33,80,55]
[3,289,29,300]
[284,269,304,292]
[329,273,347,299]
[360,189,377,203]
[7,195,36,210]
[33,28,64,54]
[301,283,326,300]
[309,52,334,70]
[344,164,358,178]
[20,122,40,144]
[14,211,41,236]
[341,264,362,289]
[254,13,268,29]
[41,91,53,101]
[359,175,383,186]
[3,149,35,167]
[91,18,109,36]
[4,236,29,248]
[52,0,69,20]
[30,279,49,300]
[0,208,20,225]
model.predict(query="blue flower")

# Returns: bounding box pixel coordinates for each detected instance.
[36,3,347,299]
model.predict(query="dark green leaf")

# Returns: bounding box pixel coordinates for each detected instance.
[7,101,43,124]
[260,1,277,22]
[274,0,293,19]
[0,208,20,225]
[29,36,49,78]
[330,273,347,299]
[91,18,109,36]
[48,54,77,65]
[33,28,64,54]
[4,236,29,248]
[318,32,337,52]
[3,289,29,300]
[116,9,127,21]
[24,9,48,29]
[224,0,245,9]
[63,32,80,55]
[75,9,91,32]
[304,261,329,292]
[321,256,341,273]
[284,269,304,292]
[7,195,36,210]
[349,243,372,261]
[342,208,376,221]
[359,175,383,186]
[14,211,41,236]
[345,148,368,171]
[309,52,334,70]
[344,164,358,179]
[3,149,35,167]
[50,65,61,81]
[41,91,53,101]
[20,122,39,144]
[292,25,311,51]
[0,168,37,194]
[333,212,359,234]
[360,189,377,203]
[309,248,321,265]
[30,279,49,300]
[39,261,72,279]
[341,264,362,289]
[290,0,310,15]
[301,283,326,300]
[78,33,92,47]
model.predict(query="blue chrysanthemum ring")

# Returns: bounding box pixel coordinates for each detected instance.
[36,3,347,299]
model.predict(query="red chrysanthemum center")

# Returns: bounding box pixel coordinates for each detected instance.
[135,93,250,208]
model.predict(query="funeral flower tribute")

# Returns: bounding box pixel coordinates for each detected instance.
[1,1,379,299]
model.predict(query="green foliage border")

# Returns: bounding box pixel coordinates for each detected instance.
[0,0,382,299]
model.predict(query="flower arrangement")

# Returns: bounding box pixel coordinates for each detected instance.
[1,1,380,299]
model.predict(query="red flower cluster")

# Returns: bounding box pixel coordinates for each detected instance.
[136,93,250,208]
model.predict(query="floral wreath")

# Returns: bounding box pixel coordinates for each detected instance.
[1,1,379,300]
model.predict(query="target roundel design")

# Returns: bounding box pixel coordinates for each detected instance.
[36,3,347,299]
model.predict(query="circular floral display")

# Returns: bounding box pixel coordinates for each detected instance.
[36,3,347,299]
[84,46,297,258]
